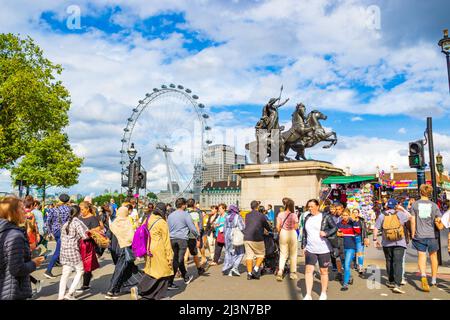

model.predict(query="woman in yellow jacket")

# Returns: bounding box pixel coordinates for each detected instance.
[131,202,174,300]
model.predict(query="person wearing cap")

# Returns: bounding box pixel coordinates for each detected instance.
[43,194,72,279]
[131,202,174,300]
[373,198,412,294]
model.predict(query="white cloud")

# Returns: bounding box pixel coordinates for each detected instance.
[1,0,450,195]
[398,128,407,134]
[351,116,363,122]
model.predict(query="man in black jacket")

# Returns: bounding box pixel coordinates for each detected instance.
[243,200,272,280]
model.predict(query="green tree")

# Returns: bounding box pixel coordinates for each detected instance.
[147,191,158,201]
[11,132,83,205]
[0,33,70,168]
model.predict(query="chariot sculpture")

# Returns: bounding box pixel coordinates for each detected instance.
[245,87,338,164]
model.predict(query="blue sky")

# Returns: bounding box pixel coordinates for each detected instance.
[0,0,450,196]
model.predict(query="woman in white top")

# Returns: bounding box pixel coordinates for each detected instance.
[301,199,338,301]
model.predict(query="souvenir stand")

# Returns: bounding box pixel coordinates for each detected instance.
[321,175,377,230]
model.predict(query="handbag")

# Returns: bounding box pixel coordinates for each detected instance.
[231,217,244,246]
[90,230,111,249]
[124,246,135,263]
[217,231,225,244]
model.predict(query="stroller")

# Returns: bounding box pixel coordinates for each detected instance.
[261,231,289,276]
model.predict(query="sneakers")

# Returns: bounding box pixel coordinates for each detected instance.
[35,280,42,294]
[197,267,206,276]
[421,277,430,292]
[43,271,56,279]
[386,281,395,288]
[341,285,349,292]
[104,292,119,300]
[247,273,253,280]
[167,283,179,291]
[303,294,312,300]
[130,286,139,300]
[276,274,283,282]
[75,286,90,294]
[252,269,261,280]
[401,279,407,286]
[184,275,194,285]
[230,268,240,276]
[319,292,327,300]
[358,266,365,275]
[392,286,405,294]
[289,273,298,280]
[63,293,77,300]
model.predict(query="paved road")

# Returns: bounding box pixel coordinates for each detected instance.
[34,242,450,300]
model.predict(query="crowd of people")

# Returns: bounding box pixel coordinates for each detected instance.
[0,183,448,300]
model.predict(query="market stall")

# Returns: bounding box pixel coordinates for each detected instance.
[321,175,377,230]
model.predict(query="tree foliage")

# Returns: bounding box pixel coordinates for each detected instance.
[0,33,71,168]
[147,191,158,200]
[10,132,83,191]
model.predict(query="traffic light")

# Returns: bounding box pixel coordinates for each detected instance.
[136,170,147,189]
[408,140,425,168]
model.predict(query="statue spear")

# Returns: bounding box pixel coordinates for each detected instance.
[278,84,283,102]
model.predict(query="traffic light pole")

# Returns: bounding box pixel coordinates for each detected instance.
[426,117,442,266]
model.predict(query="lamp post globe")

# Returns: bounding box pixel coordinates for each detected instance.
[127,142,137,161]
[438,29,450,93]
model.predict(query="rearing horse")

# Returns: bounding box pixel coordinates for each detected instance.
[283,110,337,160]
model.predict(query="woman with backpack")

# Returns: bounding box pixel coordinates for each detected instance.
[58,205,89,300]
[373,198,413,294]
[105,206,142,299]
[131,202,173,300]
[222,205,245,277]
[276,198,299,281]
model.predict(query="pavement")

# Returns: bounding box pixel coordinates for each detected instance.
[33,241,450,301]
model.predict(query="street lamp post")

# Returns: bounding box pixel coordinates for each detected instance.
[438,29,450,93]
[127,143,137,199]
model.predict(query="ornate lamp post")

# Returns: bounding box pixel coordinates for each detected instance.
[127,143,137,198]
[438,29,450,93]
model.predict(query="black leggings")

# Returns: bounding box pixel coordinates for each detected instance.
[214,242,224,263]
[83,272,93,287]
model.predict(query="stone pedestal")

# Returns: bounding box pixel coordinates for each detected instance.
[234,161,344,210]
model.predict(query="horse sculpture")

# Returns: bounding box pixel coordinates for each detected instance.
[245,99,337,164]
[282,109,337,161]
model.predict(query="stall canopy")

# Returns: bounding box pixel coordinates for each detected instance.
[322,175,376,185]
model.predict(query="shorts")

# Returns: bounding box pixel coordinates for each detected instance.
[305,251,332,268]
[412,238,439,253]
[188,238,198,256]
[244,241,265,259]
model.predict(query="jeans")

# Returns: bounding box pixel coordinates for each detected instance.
[343,248,356,285]
[47,230,61,273]
[383,246,405,287]
[58,263,84,300]
[214,242,225,263]
[355,236,364,267]
[169,239,188,285]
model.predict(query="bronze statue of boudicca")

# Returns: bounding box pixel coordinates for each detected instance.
[245,87,338,164]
